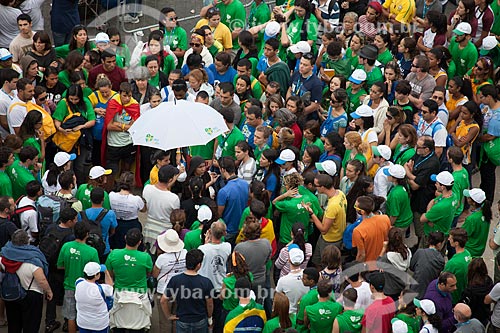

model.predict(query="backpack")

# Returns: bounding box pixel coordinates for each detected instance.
[9,196,36,230]
[39,226,74,266]
[0,266,33,301]
[37,195,75,237]
[81,209,108,257]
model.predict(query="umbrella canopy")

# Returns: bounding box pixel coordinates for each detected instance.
[129,100,228,150]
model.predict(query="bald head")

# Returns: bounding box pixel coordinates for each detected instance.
[453,303,471,322]
[210,220,227,240]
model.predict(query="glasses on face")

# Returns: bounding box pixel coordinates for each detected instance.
[168,16,178,21]
[330,99,341,104]
[476,65,484,70]
[411,63,419,68]
[432,95,444,100]
[38,96,47,101]
[110,39,119,43]
[207,7,220,14]
[386,114,393,120]
[303,53,314,60]
[190,43,201,47]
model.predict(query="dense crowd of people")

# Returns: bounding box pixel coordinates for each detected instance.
[1,0,500,332]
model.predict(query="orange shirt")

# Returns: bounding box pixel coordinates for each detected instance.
[352,214,391,270]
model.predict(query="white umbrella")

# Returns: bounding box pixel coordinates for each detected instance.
[129,100,228,150]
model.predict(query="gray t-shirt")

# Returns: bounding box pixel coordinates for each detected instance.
[406,73,436,102]
[210,99,242,127]
[198,242,231,292]
[234,238,272,285]
[455,318,485,333]
[410,248,445,298]
[488,283,500,327]
[107,110,133,147]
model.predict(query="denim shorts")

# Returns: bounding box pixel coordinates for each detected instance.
[62,290,77,320]
[176,318,208,333]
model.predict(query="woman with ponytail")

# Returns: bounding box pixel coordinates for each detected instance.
[262,292,294,333]
[220,252,254,317]
[414,299,442,333]
[462,188,492,257]
[275,222,313,278]
[183,204,217,250]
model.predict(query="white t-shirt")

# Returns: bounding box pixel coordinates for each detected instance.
[0,259,43,293]
[75,279,113,331]
[19,0,45,31]
[275,270,309,314]
[7,97,27,134]
[419,323,438,333]
[417,118,447,147]
[0,90,15,138]
[198,242,231,291]
[155,250,187,294]
[18,196,38,242]
[0,5,22,49]
[373,162,393,199]
[142,185,179,227]
[41,170,61,195]
[350,281,372,310]
[109,192,144,220]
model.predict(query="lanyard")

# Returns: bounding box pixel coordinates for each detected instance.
[419,117,438,136]
[414,152,434,170]
[0,89,13,101]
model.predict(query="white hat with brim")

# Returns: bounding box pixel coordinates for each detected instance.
[157,229,184,253]
[315,160,337,176]
[463,188,486,204]
[351,105,374,119]
[430,171,454,186]
[383,164,406,179]
[413,299,436,315]
[276,149,296,165]
[289,41,311,54]
[453,22,472,36]
[89,166,112,179]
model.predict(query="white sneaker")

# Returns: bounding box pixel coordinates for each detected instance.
[137,11,143,17]
[120,14,139,23]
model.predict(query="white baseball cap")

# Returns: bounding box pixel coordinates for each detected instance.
[480,36,498,55]
[95,32,110,43]
[289,41,311,54]
[414,299,436,315]
[463,188,486,204]
[89,166,112,180]
[289,245,305,265]
[54,152,77,167]
[348,69,367,84]
[372,145,392,160]
[83,262,105,276]
[430,171,454,186]
[264,21,280,41]
[315,160,337,176]
[391,319,408,333]
[0,49,12,61]
[383,164,406,179]
[197,205,212,222]
[351,105,374,119]
[275,149,296,165]
[453,22,472,36]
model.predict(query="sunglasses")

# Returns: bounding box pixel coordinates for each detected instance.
[477,66,484,70]
[190,42,201,47]
[38,96,47,101]
[110,39,120,43]
[168,17,178,21]
[330,99,341,104]
[386,114,393,120]
[411,63,419,68]
[207,7,220,14]
[303,53,314,60]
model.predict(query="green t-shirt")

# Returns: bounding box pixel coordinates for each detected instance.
[377,49,393,66]
[448,37,478,77]
[462,210,490,257]
[116,44,131,68]
[322,55,353,79]
[75,184,111,210]
[393,144,415,166]
[274,195,317,243]
[286,16,319,57]
[222,273,254,311]
[423,193,458,236]
[336,309,364,333]
[183,228,203,251]
[296,287,319,333]
[386,185,413,228]
[452,168,469,217]
[248,1,271,51]
[55,42,96,59]
[233,75,263,100]
[190,139,215,160]
[58,69,89,88]
[395,313,420,333]
[140,54,176,77]
[163,26,188,55]
[0,170,12,197]
[306,300,343,333]
[444,249,472,304]
[53,97,96,122]
[300,137,324,158]
[254,144,270,168]
[217,0,247,51]
[345,48,359,70]
[216,127,246,159]
[105,248,153,293]
[346,87,367,116]
[8,160,35,200]
[491,0,500,35]
[57,241,99,290]
[357,64,383,90]
[262,314,296,333]
[341,150,366,172]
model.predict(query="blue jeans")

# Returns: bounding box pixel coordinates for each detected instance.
[79,327,109,333]
[176,318,208,333]
[52,31,71,47]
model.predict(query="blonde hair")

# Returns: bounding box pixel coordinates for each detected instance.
[345,131,362,150]
[283,172,303,189]
[187,68,209,84]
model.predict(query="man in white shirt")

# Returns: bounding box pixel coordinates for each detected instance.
[18,180,42,243]
[0,68,19,137]
[276,246,309,314]
[8,78,34,134]
[416,99,447,158]
[372,145,393,198]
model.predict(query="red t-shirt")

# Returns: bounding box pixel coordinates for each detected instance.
[362,297,396,333]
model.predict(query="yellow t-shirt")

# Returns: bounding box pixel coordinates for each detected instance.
[195,19,233,50]
[383,0,416,24]
[322,191,347,243]
[446,95,468,131]
[149,165,159,185]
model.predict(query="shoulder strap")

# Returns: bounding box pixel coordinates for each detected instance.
[8,102,26,113]
[96,283,107,303]
[158,252,181,281]
[94,209,109,224]
[80,210,88,222]
[430,121,444,136]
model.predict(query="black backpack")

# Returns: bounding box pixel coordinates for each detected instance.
[9,196,36,230]
[81,209,108,257]
[0,266,33,301]
[39,225,74,266]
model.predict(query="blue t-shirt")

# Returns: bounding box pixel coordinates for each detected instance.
[78,208,118,255]
[290,71,323,104]
[486,107,500,137]
[207,64,237,85]
[264,172,279,200]
[343,216,362,250]
[217,178,249,234]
